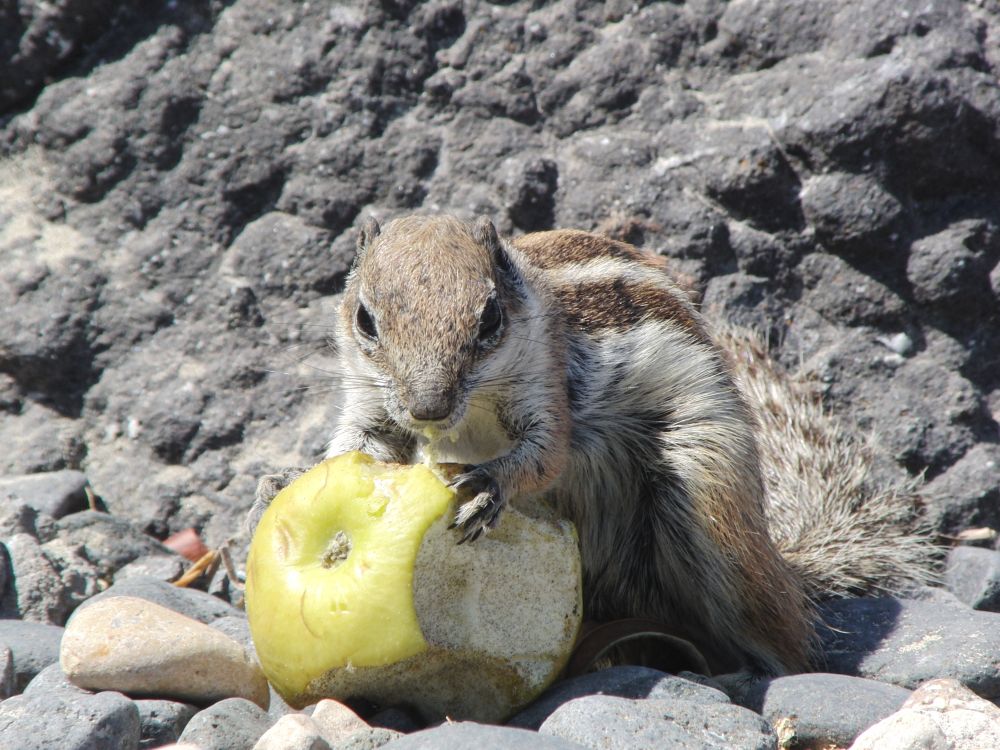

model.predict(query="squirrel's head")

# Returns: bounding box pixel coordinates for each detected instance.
[339,214,523,431]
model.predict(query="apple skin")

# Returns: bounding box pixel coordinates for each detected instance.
[245,452,582,722]
[245,452,453,699]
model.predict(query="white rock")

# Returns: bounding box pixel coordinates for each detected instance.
[60,595,269,708]
[850,678,1000,750]
[311,699,369,744]
[253,714,331,750]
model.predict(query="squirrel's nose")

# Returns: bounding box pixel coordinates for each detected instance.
[407,390,454,422]
[408,400,452,422]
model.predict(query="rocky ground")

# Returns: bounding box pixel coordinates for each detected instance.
[1,0,1000,748]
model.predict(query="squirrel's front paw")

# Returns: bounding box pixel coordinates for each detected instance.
[448,466,505,544]
[245,467,306,534]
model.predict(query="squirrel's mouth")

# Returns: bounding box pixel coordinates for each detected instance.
[402,404,466,435]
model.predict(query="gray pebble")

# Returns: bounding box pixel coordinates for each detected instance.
[55,511,173,579]
[178,696,273,750]
[210,614,254,650]
[539,695,775,750]
[0,470,89,519]
[0,689,140,750]
[925,443,1000,535]
[507,666,727,730]
[820,594,1000,699]
[0,619,64,691]
[114,554,186,584]
[0,645,13,699]
[24,662,91,696]
[740,672,911,748]
[336,727,403,750]
[0,533,94,624]
[135,699,198,749]
[945,546,1000,612]
[0,498,54,540]
[382,722,585,749]
[80,575,242,623]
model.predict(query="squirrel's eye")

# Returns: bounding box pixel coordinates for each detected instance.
[356,303,378,340]
[478,296,502,341]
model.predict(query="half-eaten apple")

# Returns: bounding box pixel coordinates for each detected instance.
[244,451,581,722]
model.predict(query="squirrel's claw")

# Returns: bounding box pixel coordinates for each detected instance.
[449,467,505,544]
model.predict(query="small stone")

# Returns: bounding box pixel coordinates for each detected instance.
[0,688,140,750]
[61,596,269,708]
[136,699,198,750]
[850,678,1000,750]
[907,221,996,310]
[0,470,89,518]
[0,533,98,624]
[799,171,904,257]
[945,546,1000,612]
[24,662,91,696]
[508,666,727,730]
[0,645,13,699]
[0,619,64,691]
[0,497,54,540]
[55,512,175,579]
[539,695,775,750]
[114,554,186,583]
[338,728,403,750]
[380,722,584,748]
[253,714,331,750]
[741,672,912,749]
[210,614,254,646]
[878,332,914,357]
[925,444,1000,535]
[81,575,243,623]
[311,699,369,744]
[178,697,272,750]
[820,595,1000,699]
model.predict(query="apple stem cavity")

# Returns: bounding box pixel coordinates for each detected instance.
[321,530,352,569]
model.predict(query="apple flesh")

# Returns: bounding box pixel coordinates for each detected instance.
[245,452,582,722]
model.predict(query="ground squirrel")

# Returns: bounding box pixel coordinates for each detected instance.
[251,214,933,677]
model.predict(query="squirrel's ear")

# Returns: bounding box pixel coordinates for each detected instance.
[472,216,500,255]
[473,216,515,276]
[356,217,381,259]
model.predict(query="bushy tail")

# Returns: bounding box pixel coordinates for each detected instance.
[716,326,938,600]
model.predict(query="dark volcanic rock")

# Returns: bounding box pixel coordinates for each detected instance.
[0,0,996,548]
[924,443,1000,535]
[0,470,89,519]
[0,532,100,624]
[945,546,1000,612]
[54,511,174,579]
